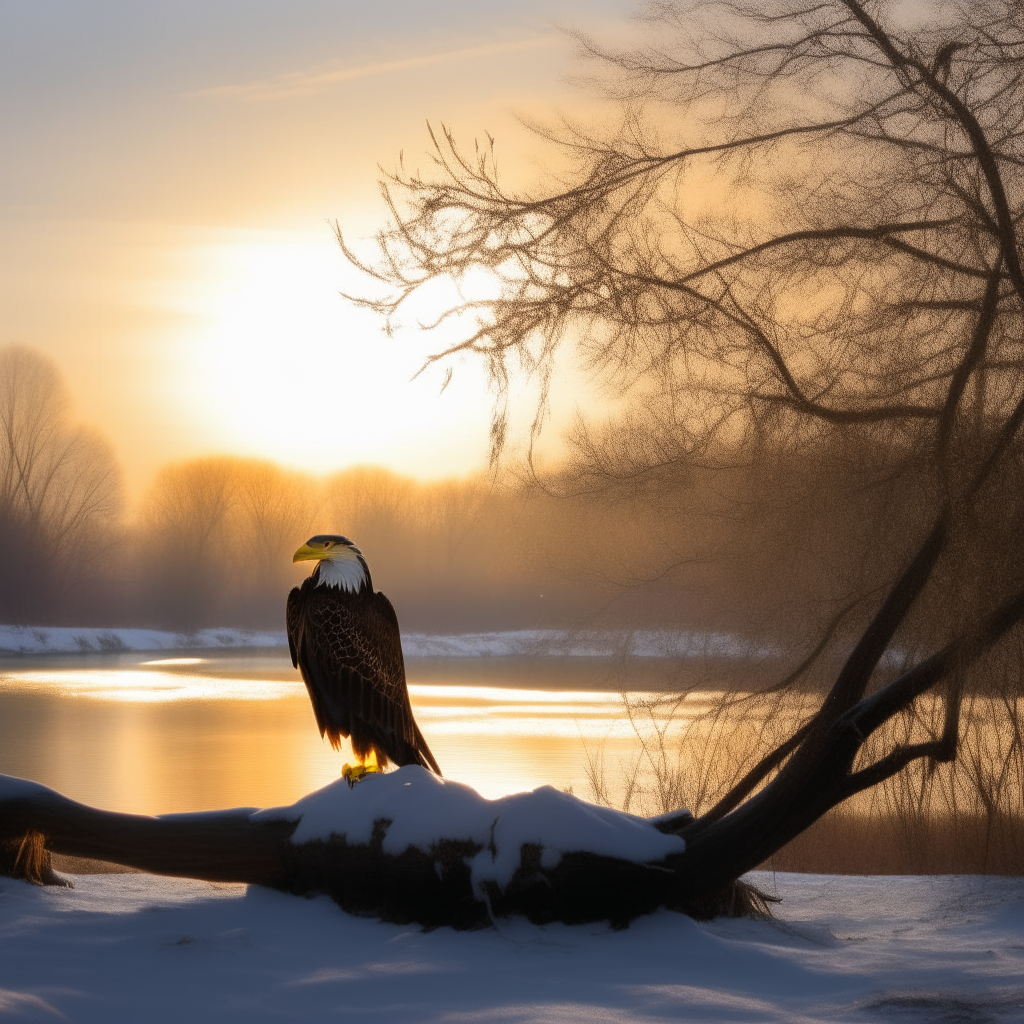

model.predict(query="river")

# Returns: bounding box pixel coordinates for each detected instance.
[0,648,719,814]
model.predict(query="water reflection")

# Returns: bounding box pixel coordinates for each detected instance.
[0,650,710,812]
[7,666,296,702]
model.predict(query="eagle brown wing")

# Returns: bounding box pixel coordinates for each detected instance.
[286,579,440,773]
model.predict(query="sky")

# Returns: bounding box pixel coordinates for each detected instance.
[0,0,632,501]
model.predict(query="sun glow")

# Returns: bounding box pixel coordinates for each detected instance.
[154,229,495,479]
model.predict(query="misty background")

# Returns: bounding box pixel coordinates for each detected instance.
[0,340,979,649]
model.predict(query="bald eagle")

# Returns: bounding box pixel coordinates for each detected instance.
[286,535,441,775]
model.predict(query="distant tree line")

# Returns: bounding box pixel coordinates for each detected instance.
[5,342,1023,650]
[0,345,620,631]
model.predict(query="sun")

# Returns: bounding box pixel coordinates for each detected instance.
[163,229,494,479]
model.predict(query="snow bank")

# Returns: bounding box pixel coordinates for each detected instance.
[0,774,55,803]
[402,628,771,658]
[0,625,286,656]
[253,766,685,889]
[0,624,770,659]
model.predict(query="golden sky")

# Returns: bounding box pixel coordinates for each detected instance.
[1,0,630,501]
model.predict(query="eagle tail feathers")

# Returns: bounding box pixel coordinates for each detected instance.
[412,721,442,776]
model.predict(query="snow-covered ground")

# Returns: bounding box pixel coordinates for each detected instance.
[0,625,768,659]
[2,871,1022,1022]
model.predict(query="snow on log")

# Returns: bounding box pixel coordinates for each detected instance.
[253,767,685,890]
[1,770,767,927]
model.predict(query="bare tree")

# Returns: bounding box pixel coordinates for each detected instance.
[134,457,320,628]
[233,460,318,620]
[138,458,236,629]
[338,0,1024,889]
[0,346,122,622]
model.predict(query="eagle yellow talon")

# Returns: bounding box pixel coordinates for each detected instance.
[342,752,382,787]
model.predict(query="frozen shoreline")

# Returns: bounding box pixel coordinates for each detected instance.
[0,624,771,659]
[2,870,1022,1023]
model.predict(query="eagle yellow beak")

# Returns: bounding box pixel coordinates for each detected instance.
[293,543,326,563]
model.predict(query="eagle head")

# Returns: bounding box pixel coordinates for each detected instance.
[292,535,371,593]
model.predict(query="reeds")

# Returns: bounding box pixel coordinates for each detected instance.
[581,685,1024,875]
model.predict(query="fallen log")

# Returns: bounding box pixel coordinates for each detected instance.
[0,771,772,927]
